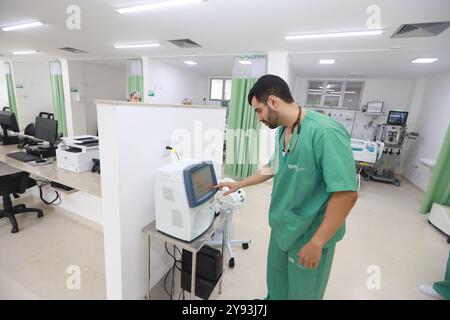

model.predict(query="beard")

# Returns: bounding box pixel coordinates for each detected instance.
[264,107,279,129]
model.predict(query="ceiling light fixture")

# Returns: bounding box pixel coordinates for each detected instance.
[2,21,43,31]
[114,43,160,49]
[238,60,252,65]
[13,50,38,55]
[285,29,383,40]
[117,0,206,14]
[184,61,197,65]
[319,59,335,64]
[411,58,438,64]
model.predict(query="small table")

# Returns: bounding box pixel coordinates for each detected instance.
[142,209,229,300]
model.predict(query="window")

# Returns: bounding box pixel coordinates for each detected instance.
[209,78,232,101]
[305,80,364,110]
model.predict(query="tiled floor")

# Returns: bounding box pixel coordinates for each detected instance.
[0,177,448,299]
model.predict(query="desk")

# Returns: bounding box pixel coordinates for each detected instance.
[142,210,228,300]
[0,144,101,198]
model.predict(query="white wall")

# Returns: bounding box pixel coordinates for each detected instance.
[293,76,415,173]
[147,59,209,106]
[12,61,53,129]
[68,61,126,136]
[97,101,226,299]
[403,71,450,192]
[293,77,414,139]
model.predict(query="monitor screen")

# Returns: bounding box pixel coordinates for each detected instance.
[0,111,20,132]
[192,165,214,201]
[184,161,218,208]
[34,117,58,143]
[387,111,408,126]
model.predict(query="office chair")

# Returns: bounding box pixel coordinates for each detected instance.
[0,171,43,233]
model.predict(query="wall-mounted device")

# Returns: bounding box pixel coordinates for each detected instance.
[362,101,384,114]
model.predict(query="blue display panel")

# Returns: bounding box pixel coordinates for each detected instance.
[183,161,218,208]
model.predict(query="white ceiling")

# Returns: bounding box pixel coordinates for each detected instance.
[156,55,234,76]
[0,0,449,78]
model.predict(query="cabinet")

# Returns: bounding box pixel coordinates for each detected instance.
[305,80,364,110]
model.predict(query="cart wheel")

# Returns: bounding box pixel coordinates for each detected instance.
[37,211,44,218]
[394,180,401,187]
[229,258,235,268]
[242,243,249,250]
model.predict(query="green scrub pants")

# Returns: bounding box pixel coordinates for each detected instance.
[266,231,336,300]
[433,251,450,300]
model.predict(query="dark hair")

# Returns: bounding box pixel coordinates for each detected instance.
[247,74,294,105]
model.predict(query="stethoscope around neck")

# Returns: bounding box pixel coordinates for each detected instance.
[280,106,302,157]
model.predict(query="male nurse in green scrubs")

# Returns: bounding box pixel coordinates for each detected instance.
[217,75,358,300]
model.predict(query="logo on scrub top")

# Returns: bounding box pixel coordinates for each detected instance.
[288,164,305,172]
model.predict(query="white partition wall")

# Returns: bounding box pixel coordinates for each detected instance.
[97,101,226,299]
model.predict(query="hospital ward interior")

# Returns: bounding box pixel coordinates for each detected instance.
[0,0,449,301]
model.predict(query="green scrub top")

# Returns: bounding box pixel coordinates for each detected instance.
[269,110,357,251]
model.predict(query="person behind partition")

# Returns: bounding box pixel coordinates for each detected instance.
[182,98,193,106]
[127,90,141,102]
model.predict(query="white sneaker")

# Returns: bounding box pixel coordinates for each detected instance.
[419,284,443,299]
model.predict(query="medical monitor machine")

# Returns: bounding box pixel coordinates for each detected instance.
[155,160,219,241]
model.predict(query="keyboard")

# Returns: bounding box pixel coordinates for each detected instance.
[7,151,41,162]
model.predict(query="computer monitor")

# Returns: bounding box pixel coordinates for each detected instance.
[387,111,408,126]
[0,110,20,145]
[184,161,218,208]
[34,117,58,144]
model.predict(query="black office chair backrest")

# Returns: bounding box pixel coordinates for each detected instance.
[24,123,35,136]
[39,112,54,120]
[0,172,30,195]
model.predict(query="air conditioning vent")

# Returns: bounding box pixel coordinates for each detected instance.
[391,21,450,38]
[168,39,202,48]
[58,47,88,54]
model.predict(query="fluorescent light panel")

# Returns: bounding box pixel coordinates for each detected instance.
[117,0,205,14]
[2,21,43,31]
[319,59,335,64]
[114,43,160,49]
[184,61,197,65]
[238,60,252,65]
[285,29,383,40]
[411,58,438,64]
[13,50,38,55]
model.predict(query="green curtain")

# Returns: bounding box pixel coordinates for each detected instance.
[420,123,450,213]
[127,59,143,97]
[224,78,261,179]
[49,63,68,137]
[5,66,18,118]
[127,75,143,96]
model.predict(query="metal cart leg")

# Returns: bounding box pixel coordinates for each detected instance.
[147,236,151,300]
[219,211,228,294]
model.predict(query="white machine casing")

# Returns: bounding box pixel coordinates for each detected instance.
[216,177,247,210]
[154,159,217,242]
[56,135,99,173]
[429,204,450,238]
[351,139,384,163]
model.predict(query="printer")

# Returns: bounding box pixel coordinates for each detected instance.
[56,135,99,173]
